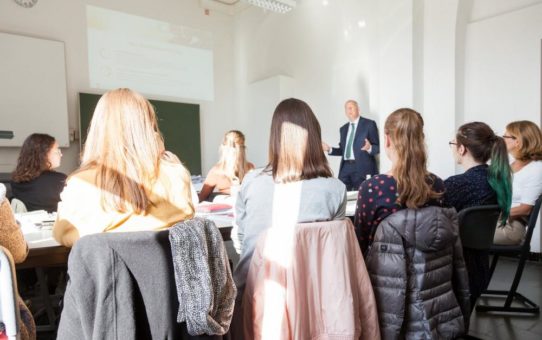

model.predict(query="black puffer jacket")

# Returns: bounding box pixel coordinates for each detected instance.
[365,206,470,340]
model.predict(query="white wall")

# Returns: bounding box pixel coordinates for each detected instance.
[233,0,375,175]
[463,1,542,251]
[0,0,235,176]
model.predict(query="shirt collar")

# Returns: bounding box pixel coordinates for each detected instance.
[349,116,360,126]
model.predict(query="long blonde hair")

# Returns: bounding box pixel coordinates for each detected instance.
[79,88,179,213]
[218,130,250,182]
[385,108,441,208]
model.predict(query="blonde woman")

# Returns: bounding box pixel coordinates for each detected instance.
[53,89,195,247]
[494,120,542,245]
[198,130,254,202]
[354,108,445,254]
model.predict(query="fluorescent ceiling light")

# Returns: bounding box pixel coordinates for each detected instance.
[245,0,296,13]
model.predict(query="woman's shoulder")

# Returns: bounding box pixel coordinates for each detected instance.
[42,170,68,180]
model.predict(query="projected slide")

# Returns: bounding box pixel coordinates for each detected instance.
[87,5,214,101]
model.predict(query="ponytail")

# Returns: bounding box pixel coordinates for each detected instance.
[488,136,512,223]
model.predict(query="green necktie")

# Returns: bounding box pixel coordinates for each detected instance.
[345,123,355,159]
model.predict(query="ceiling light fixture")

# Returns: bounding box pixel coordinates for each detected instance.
[245,0,296,13]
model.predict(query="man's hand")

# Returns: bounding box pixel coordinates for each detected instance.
[361,138,372,152]
[322,142,331,152]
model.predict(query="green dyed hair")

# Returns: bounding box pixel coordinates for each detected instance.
[456,122,512,223]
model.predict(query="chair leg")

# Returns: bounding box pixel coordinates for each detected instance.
[34,267,58,332]
[486,254,499,284]
[476,252,539,314]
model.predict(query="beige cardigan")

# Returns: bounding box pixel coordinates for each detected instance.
[54,158,195,247]
[242,219,381,340]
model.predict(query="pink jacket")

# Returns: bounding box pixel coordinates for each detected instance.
[242,219,380,340]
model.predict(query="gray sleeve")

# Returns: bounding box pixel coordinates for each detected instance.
[335,186,347,219]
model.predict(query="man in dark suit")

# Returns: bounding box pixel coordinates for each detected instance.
[323,100,379,191]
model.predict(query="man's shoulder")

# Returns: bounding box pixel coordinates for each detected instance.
[360,116,377,125]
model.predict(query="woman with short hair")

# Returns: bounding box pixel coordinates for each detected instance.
[53,88,195,247]
[11,133,67,212]
[494,120,542,245]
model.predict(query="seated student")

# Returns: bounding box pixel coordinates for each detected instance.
[11,133,67,212]
[53,88,195,248]
[359,109,470,338]
[198,130,254,202]
[0,183,36,340]
[494,120,542,245]
[232,98,346,297]
[444,122,512,307]
[354,108,445,255]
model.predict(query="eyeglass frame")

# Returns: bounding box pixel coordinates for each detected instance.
[502,134,517,140]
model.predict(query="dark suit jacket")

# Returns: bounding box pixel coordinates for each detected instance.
[330,116,379,179]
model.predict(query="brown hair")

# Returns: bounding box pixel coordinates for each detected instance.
[505,120,542,161]
[12,133,56,182]
[385,108,441,208]
[456,122,512,221]
[267,98,332,182]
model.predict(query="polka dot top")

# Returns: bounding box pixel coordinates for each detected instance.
[354,173,445,254]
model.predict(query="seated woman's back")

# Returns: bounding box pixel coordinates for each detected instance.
[354,108,445,255]
[53,89,195,247]
[11,133,67,212]
[199,130,254,202]
[232,98,346,296]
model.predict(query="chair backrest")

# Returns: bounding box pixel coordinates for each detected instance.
[0,247,20,340]
[522,194,542,251]
[9,199,26,214]
[457,205,501,250]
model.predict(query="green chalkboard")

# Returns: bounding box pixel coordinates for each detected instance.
[79,93,201,175]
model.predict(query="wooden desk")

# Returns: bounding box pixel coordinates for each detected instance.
[16,245,70,270]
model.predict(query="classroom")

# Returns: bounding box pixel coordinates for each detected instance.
[0,0,541,339]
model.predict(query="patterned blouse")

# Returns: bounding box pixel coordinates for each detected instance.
[443,164,497,212]
[354,174,445,254]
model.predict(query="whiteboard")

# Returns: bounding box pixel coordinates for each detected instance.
[0,32,69,147]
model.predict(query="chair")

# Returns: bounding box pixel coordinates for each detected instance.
[457,205,501,310]
[9,199,26,214]
[57,230,227,340]
[241,219,380,340]
[458,205,501,250]
[476,195,542,314]
[0,247,20,340]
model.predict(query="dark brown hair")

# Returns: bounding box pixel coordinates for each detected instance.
[456,121,512,222]
[12,133,56,182]
[385,108,441,208]
[266,98,332,182]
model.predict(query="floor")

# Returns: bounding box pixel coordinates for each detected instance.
[468,258,542,339]
[35,252,541,339]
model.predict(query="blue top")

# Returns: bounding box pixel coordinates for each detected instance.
[354,173,445,254]
[443,164,497,212]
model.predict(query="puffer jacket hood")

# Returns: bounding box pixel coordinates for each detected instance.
[384,206,457,252]
[365,206,470,340]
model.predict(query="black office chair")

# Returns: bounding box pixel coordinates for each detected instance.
[457,205,501,310]
[476,195,542,314]
[458,205,501,250]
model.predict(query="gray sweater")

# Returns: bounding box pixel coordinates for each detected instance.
[232,169,347,296]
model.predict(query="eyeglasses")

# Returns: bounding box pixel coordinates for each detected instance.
[448,141,458,146]
[502,135,517,140]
